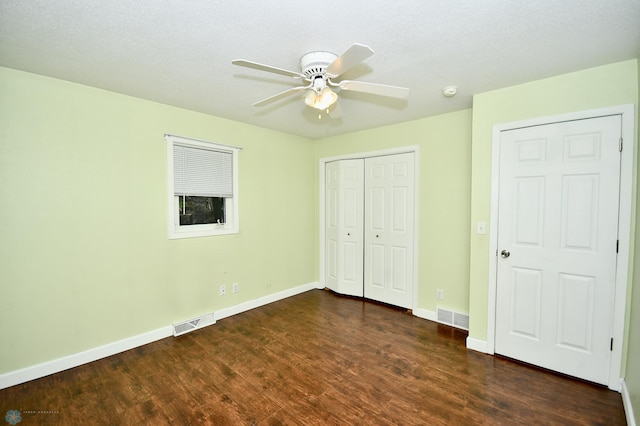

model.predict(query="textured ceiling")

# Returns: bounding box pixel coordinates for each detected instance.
[1,1,639,139]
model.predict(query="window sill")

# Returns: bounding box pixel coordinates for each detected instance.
[169,225,239,239]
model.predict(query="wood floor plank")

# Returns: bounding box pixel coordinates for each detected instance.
[0,289,626,425]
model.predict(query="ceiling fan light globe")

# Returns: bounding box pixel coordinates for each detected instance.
[304,90,318,107]
[314,87,337,110]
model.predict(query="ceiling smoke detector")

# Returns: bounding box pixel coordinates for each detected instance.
[442,86,458,97]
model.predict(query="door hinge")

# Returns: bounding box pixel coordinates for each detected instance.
[619,137,623,152]
[616,239,619,253]
[610,338,614,351]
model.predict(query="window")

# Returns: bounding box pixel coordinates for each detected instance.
[165,134,239,239]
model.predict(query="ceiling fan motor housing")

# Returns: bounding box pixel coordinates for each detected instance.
[300,51,338,79]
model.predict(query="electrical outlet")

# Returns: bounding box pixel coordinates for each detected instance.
[436,289,444,300]
[232,283,239,294]
[219,285,226,296]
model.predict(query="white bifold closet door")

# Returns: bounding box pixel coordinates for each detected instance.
[325,153,415,309]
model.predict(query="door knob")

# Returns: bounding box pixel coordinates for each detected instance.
[501,249,511,258]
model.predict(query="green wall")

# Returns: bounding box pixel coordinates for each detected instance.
[314,110,473,314]
[625,55,640,425]
[0,67,317,374]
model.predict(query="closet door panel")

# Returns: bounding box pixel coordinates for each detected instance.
[325,159,364,297]
[364,153,415,309]
[325,162,340,292]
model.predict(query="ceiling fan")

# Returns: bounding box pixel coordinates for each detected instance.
[232,43,409,115]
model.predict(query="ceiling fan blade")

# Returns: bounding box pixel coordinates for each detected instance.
[232,59,306,80]
[325,43,375,78]
[338,80,410,99]
[253,85,310,107]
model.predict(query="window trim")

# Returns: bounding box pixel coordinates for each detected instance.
[165,134,240,239]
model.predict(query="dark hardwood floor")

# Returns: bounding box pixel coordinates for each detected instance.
[0,289,626,425]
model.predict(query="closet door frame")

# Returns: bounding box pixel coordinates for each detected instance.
[319,145,420,309]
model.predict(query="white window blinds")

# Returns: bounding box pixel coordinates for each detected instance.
[173,144,233,198]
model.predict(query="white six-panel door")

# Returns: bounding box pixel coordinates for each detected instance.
[495,115,622,385]
[325,159,364,297]
[364,153,415,309]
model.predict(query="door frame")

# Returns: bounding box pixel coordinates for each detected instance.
[319,145,420,310]
[486,104,635,391]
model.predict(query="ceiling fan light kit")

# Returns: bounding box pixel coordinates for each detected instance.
[232,43,410,115]
[305,86,338,110]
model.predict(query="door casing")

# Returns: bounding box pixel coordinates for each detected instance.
[319,146,420,310]
[484,104,635,391]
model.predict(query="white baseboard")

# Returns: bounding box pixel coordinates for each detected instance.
[415,308,487,352]
[216,281,320,320]
[0,326,173,390]
[466,336,489,353]
[0,281,320,390]
[621,379,637,426]
[412,307,437,322]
